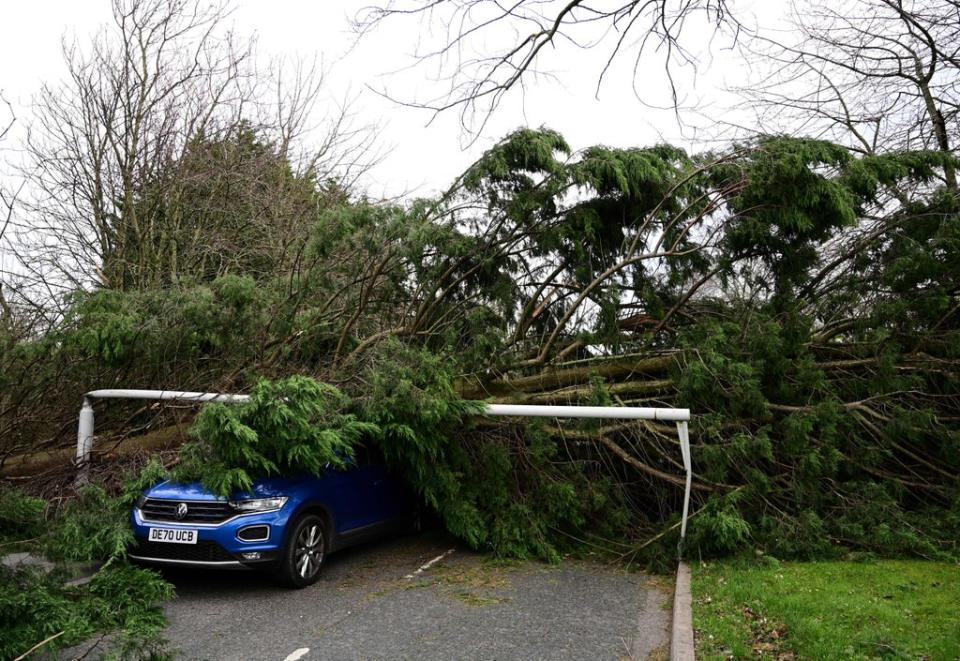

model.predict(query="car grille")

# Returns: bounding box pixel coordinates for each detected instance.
[132,537,235,562]
[139,498,235,524]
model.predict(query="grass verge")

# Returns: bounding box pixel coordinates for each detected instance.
[692,558,960,660]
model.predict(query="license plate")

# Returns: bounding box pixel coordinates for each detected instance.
[148,528,197,544]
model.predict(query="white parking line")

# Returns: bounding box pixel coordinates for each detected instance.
[404,548,455,579]
[282,647,309,661]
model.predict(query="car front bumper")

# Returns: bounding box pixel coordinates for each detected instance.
[130,506,290,568]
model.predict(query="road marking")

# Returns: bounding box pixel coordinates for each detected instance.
[283,647,309,661]
[404,548,455,579]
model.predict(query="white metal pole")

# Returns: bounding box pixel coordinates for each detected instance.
[73,392,694,538]
[83,389,251,404]
[486,403,694,551]
[677,421,692,547]
[485,404,690,421]
[74,390,253,481]
[74,398,95,484]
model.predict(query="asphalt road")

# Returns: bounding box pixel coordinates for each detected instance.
[73,533,671,660]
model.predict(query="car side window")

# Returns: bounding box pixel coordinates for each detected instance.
[327,445,358,470]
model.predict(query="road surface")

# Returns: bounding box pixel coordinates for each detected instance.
[72,533,671,660]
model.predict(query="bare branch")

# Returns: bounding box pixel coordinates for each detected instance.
[354,0,743,136]
[733,0,958,188]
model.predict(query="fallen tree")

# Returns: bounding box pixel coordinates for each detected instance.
[2,127,958,566]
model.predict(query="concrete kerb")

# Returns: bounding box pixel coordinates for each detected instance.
[670,561,695,661]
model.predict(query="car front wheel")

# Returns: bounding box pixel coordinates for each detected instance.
[276,514,327,588]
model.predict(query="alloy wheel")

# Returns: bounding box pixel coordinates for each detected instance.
[294,523,324,579]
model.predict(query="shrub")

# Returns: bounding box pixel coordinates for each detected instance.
[0,563,173,660]
[0,488,46,543]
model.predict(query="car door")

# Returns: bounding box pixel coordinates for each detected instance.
[362,460,396,523]
[353,442,398,525]
[364,444,413,523]
[328,444,393,534]
[324,460,378,534]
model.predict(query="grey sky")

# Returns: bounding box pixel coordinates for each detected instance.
[0,0,790,199]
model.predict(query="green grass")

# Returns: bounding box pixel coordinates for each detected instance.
[692,558,960,660]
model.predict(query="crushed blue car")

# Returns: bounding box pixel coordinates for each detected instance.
[130,451,416,588]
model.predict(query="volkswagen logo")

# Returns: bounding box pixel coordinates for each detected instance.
[175,502,189,520]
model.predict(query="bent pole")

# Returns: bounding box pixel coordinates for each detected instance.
[75,390,252,483]
[75,391,694,544]
[677,421,692,552]
[484,404,693,548]
[484,404,689,421]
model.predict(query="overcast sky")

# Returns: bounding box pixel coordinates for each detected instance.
[0,0,786,198]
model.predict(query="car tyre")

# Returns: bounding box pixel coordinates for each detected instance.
[276,514,327,588]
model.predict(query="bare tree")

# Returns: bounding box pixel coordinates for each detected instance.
[12,0,380,296]
[0,94,14,238]
[738,0,958,188]
[354,0,742,134]
[0,92,23,325]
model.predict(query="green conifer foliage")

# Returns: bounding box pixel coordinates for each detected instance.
[177,377,377,496]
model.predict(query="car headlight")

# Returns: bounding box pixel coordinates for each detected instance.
[228,497,288,512]
[135,494,147,509]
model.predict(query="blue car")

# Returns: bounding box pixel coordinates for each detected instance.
[129,449,416,588]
